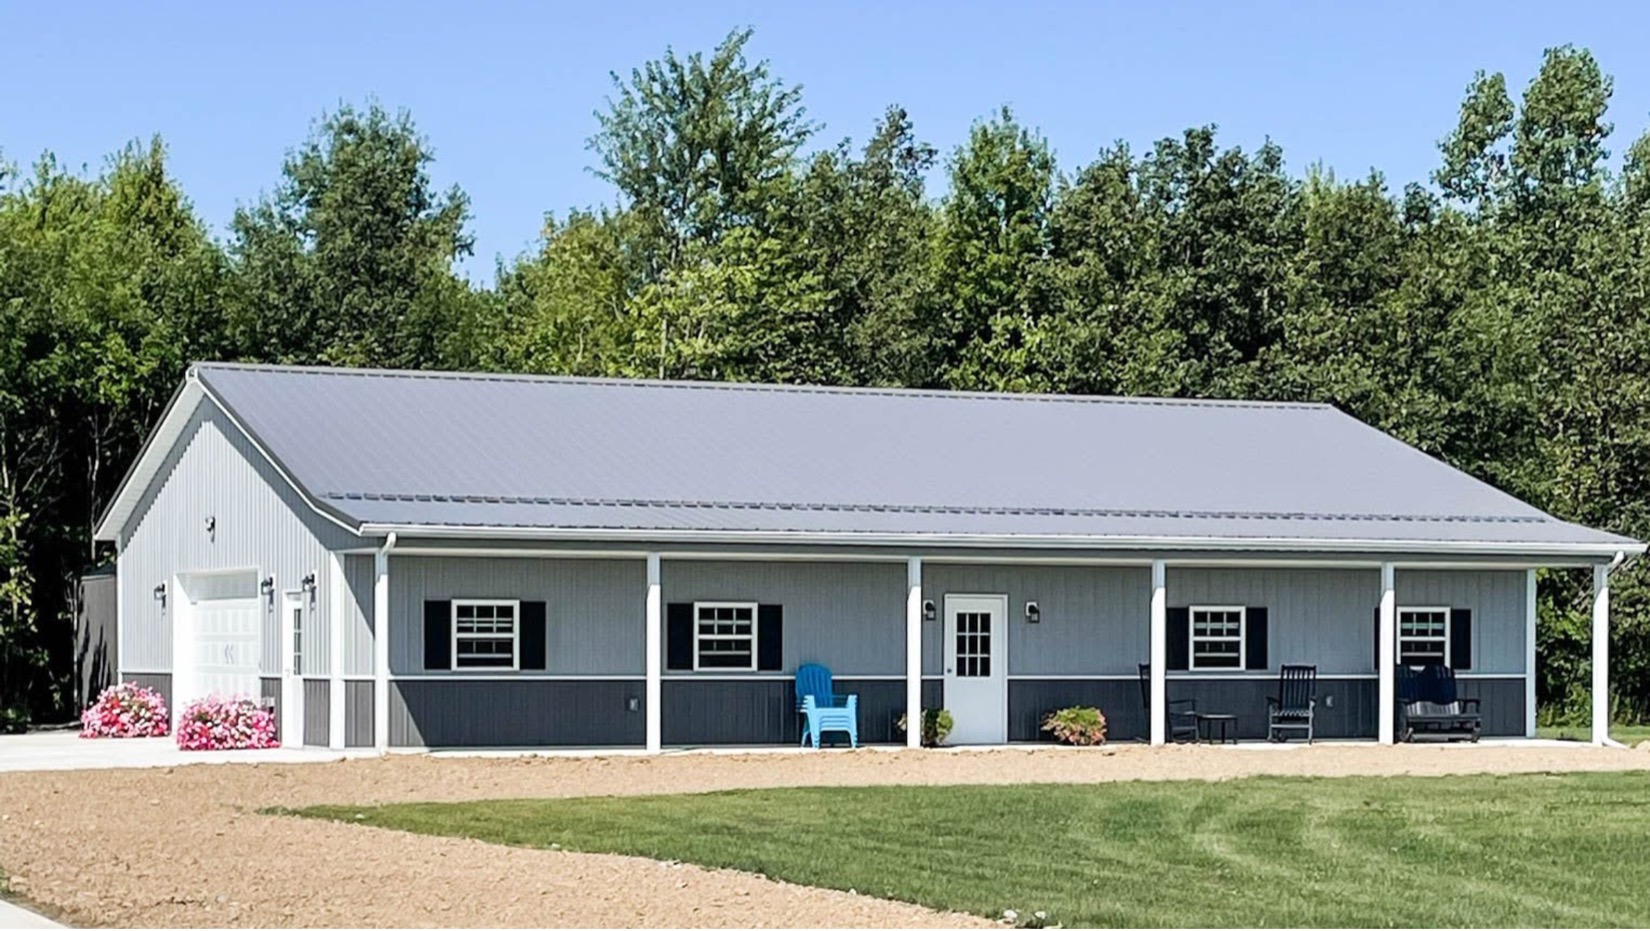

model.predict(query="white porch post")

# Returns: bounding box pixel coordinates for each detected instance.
[905,557,923,750]
[1149,560,1167,746]
[328,554,346,750]
[1378,562,1396,745]
[372,534,395,753]
[1592,563,1611,746]
[1525,569,1538,738]
[645,553,662,753]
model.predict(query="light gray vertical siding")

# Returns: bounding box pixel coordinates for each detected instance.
[389,556,645,674]
[922,564,1152,676]
[1167,567,1382,674]
[1397,570,1526,674]
[342,554,375,676]
[116,400,359,677]
[661,560,908,675]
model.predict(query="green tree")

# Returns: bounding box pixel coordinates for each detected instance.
[935,108,1056,391]
[591,27,814,281]
[0,140,225,716]
[227,103,476,369]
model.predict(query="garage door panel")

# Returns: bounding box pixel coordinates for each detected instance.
[192,597,262,702]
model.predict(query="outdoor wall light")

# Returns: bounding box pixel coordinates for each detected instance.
[300,572,317,593]
[1025,601,1041,624]
[259,576,275,603]
[152,582,167,607]
[204,515,216,537]
[922,599,937,622]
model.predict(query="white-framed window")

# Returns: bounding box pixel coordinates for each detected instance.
[694,601,757,671]
[1189,605,1246,670]
[1398,607,1449,667]
[452,599,519,670]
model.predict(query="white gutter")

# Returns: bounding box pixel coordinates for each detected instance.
[356,522,1645,560]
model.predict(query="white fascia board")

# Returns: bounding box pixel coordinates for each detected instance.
[357,522,1644,562]
[96,369,365,544]
[94,377,205,542]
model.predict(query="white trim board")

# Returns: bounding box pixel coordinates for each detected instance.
[1002,672,1527,681]
[360,521,1641,561]
[393,674,645,682]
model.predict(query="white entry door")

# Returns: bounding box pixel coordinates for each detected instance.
[943,594,1007,744]
[281,591,306,745]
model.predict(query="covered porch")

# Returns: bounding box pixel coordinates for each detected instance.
[357,544,1630,751]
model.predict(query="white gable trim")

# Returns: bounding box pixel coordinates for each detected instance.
[95,367,362,544]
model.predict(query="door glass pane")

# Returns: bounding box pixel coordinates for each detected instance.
[290,605,303,676]
[954,611,992,678]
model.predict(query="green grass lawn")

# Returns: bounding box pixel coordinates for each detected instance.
[1537,723,1650,745]
[290,772,1650,928]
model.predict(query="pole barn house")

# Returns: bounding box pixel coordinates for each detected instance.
[93,362,1642,751]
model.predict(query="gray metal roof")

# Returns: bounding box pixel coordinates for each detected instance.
[142,362,1636,555]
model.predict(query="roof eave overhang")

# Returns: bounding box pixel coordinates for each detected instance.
[94,375,206,542]
[357,522,1645,562]
[95,368,363,545]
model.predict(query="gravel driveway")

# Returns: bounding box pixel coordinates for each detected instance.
[2,741,1647,928]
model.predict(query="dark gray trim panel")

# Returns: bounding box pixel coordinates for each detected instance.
[1453,676,1525,737]
[661,678,943,746]
[77,571,118,708]
[1010,675,1527,741]
[122,672,171,710]
[1009,680,1143,742]
[345,681,374,748]
[389,679,645,748]
[303,678,330,747]
[260,677,281,743]
[1012,677,1377,741]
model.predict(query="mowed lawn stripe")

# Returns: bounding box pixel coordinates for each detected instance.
[288,771,1650,928]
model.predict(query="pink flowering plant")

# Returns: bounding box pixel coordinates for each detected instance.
[80,681,170,738]
[175,695,279,750]
[1041,705,1108,746]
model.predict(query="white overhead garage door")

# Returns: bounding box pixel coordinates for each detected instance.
[173,570,262,713]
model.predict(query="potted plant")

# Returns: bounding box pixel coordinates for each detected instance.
[1041,706,1107,746]
[896,707,954,747]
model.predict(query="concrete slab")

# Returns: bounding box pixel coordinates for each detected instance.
[0,731,374,774]
[0,897,65,929]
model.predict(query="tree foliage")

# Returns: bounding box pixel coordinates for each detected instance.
[4,34,1650,724]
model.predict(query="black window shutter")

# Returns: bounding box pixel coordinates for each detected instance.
[1245,607,1269,670]
[666,603,693,671]
[1167,607,1190,671]
[424,600,452,670]
[1450,608,1473,670]
[519,601,547,670]
[757,604,784,672]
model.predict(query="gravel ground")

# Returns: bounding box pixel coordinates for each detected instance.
[2,741,1648,928]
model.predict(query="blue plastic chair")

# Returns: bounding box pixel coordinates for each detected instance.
[796,662,858,749]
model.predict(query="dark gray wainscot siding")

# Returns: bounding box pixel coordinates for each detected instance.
[345,680,374,748]
[389,679,645,747]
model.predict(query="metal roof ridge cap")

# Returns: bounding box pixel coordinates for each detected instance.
[188,361,1330,411]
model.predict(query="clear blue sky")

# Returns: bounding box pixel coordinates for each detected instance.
[8,2,1650,279]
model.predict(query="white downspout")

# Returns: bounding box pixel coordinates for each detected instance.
[373,532,397,752]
